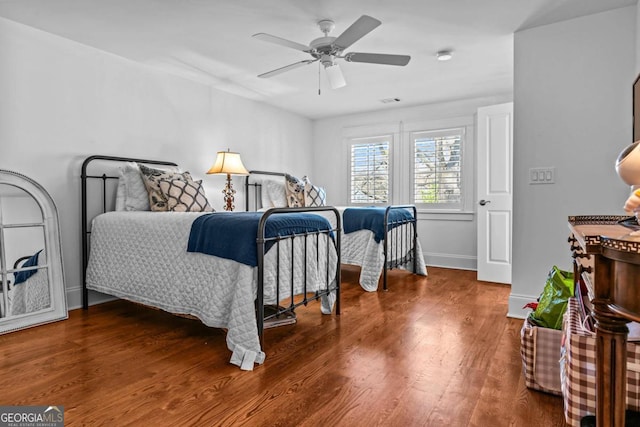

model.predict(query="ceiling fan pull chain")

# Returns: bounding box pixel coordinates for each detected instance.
[318,61,321,95]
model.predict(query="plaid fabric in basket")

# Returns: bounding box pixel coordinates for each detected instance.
[560,298,640,427]
[520,317,562,395]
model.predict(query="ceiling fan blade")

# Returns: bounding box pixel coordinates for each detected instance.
[345,52,411,66]
[252,33,310,52]
[325,64,346,89]
[258,59,317,78]
[333,15,381,50]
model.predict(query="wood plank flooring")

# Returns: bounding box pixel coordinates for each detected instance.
[0,266,566,426]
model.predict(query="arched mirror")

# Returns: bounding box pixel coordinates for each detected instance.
[0,170,67,333]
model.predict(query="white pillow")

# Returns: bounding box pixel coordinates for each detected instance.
[258,179,272,209]
[115,178,127,211]
[265,179,288,208]
[118,162,151,211]
[258,178,288,209]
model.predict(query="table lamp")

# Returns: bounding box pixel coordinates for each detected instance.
[207,149,249,211]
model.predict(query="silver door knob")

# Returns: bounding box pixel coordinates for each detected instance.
[479,199,491,206]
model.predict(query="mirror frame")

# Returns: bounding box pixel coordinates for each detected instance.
[0,170,67,333]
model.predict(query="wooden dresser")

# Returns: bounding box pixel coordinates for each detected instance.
[568,215,640,426]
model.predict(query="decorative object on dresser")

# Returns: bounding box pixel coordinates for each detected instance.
[0,170,68,333]
[567,215,640,426]
[206,149,249,211]
[616,141,640,221]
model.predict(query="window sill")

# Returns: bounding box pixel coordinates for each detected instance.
[416,210,475,221]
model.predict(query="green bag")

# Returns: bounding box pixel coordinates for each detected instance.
[529,266,574,330]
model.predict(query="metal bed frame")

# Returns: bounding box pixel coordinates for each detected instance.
[380,205,419,291]
[245,171,419,291]
[81,155,177,309]
[81,155,341,347]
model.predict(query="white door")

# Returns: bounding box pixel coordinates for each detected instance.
[476,102,513,284]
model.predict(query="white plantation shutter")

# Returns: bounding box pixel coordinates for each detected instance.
[349,135,391,204]
[412,128,463,208]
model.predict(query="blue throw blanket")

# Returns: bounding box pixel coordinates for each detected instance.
[343,207,414,243]
[187,212,333,267]
[13,250,42,286]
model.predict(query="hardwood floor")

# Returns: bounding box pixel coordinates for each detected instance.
[0,266,566,426]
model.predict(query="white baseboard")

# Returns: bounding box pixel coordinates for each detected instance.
[424,252,476,271]
[66,285,116,311]
[508,293,536,319]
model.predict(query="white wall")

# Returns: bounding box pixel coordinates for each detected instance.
[3,5,633,315]
[0,17,313,309]
[313,95,511,269]
[510,7,636,318]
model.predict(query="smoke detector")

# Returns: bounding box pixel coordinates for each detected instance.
[436,50,453,61]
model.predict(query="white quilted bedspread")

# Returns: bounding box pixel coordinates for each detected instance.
[86,211,338,370]
[320,208,427,291]
[341,228,427,291]
[9,250,50,315]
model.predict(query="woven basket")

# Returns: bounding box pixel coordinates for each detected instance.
[560,298,640,426]
[520,316,563,395]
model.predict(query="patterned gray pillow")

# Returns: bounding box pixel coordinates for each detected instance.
[139,164,192,212]
[303,176,326,207]
[158,178,214,212]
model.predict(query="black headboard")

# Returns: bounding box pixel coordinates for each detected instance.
[80,155,179,309]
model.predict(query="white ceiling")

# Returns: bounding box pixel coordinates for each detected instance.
[0,0,635,119]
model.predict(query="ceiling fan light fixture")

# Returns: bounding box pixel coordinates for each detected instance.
[325,63,346,89]
[436,50,453,61]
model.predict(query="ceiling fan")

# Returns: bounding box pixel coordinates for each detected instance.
[253,15,411,90]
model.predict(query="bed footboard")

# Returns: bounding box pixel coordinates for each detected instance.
[256,206,341,344]
[382,205,418,291]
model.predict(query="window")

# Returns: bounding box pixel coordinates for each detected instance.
[412,128,464,209]
[349,135,391,204]
[344,121,471,215]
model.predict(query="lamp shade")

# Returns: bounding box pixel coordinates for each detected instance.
[206,150,249,175]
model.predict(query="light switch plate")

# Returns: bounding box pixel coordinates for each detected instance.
[529,167,555,184]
